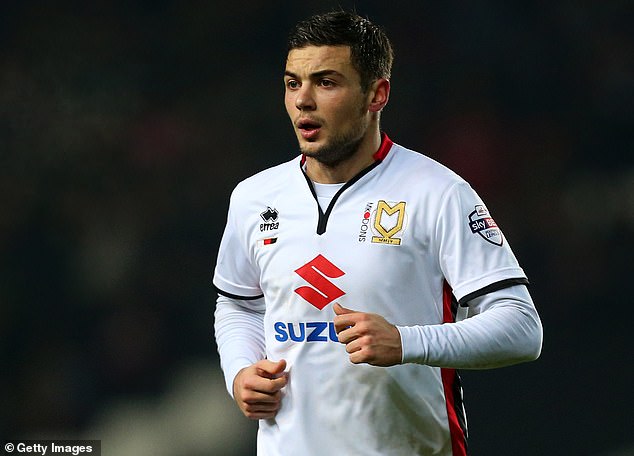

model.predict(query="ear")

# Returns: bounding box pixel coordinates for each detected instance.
[368,78,390,113]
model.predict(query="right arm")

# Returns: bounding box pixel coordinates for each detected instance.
[214,295,287,419]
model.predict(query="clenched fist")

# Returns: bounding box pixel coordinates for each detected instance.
[333,303,402,367]
[233,359,288,419]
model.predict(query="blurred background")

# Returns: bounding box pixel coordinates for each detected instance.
[1,1,632,455]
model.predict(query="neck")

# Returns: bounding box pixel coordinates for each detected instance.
[304,128,382,184]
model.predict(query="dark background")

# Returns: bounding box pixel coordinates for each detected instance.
[2,1,632,455]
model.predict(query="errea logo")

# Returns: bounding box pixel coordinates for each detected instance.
[260,206,279,232]
[294,254,345,310]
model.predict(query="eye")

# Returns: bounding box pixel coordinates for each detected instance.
[286,79,300,90]
[319,79,335,87]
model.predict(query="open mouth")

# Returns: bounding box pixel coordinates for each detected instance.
[297,118,321,131]
[297,118,322,140]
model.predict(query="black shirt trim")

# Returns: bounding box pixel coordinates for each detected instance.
[215,285,264,301]
[458,277,529,306]
[302,161,382,235]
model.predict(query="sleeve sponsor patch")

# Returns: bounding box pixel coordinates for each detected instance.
[467,205,503,246]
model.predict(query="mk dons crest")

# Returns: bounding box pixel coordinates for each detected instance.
[371,200,407,245]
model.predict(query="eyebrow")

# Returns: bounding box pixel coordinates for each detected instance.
[284,69,344,79]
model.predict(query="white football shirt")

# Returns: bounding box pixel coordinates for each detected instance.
[214,134,529,455]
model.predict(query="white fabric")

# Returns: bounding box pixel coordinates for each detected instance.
[214,295,266,396]
[213,138,542,455]
[398,284,542,368]
[312,181,344,211]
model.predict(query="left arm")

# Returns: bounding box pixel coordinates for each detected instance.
[399,284,542,368]
[334,284,542,368]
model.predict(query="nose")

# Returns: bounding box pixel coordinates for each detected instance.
[295,85,316,111]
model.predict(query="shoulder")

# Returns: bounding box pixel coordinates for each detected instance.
[230,156,301,203]
[387,142,468,192]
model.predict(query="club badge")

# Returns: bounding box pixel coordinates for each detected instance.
[371,200,407,245]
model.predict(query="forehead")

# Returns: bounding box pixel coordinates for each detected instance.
[285,45,354,74]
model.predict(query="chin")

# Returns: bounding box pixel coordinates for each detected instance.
[298,140,322,155]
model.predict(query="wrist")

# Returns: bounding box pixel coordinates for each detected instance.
[396,325,428,364]
[225,359,254,398]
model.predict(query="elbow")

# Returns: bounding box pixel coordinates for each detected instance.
[516,315,544,363]
[519,337,542,364]
[529,322,544,361]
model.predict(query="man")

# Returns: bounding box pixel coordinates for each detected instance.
[213,10,542,456]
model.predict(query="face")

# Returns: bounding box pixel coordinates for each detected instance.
[284,45,372,166]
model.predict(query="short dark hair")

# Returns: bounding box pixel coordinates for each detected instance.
[287,11,394,92]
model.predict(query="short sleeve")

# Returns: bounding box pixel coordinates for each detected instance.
[436,182,527,303]
[213,189,263,300]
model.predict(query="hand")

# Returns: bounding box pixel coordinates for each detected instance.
[333,303,402,367]
[233,359,288,419]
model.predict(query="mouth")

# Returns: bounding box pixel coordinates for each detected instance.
[296,118,322,140]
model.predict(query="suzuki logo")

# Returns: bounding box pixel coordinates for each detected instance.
[294,255,345,310]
